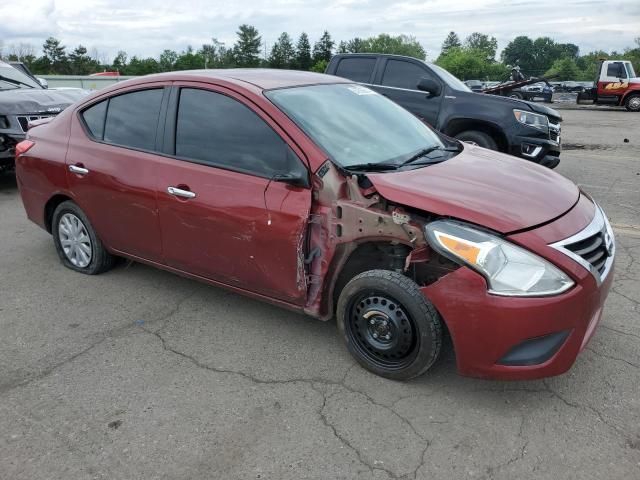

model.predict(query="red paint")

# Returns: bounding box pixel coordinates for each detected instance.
[15,69,613,380]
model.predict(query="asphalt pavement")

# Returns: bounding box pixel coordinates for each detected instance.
[0,107,639,479]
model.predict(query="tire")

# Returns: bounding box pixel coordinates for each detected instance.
[52,200,115,275]
[336,270,443,380]
[625,94,640,112]
[454,130,498,150]
[509,92,524,99]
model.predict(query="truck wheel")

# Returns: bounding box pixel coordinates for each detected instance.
[625,94,640,112]
[509,92,523,99]
[52,201,116,275]
[336,270,443,380]
[454,130,498,150]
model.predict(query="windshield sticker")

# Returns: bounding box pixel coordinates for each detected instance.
[347,85,377,95]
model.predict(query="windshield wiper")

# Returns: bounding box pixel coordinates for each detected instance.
[398,145,461,168]
[399,146,462,166]
[0,75,35,89]
[344,162,400,172]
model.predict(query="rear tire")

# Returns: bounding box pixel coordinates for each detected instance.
[509,92,524,99]
[454,130,498,150]
[337,270,443,381]
[625,94,640,112]
[52,201,115,275]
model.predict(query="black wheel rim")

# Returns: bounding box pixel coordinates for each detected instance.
[345,292,419,371]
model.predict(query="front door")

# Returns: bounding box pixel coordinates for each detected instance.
[155,86,312,304]
[66,87,167,261]
[373,58,443,126]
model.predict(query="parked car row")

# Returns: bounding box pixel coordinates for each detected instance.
[14,67,614,382]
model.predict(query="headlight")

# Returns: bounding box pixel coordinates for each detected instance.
[425,221,574,296]
[513,109,549,131]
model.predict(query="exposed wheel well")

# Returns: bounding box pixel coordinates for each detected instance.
[444,119,508,152]
[44,194,72,233]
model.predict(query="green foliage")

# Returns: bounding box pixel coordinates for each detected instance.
[42,37,68,74]
[441,32,461,56]
[357,34,426,60]
[310,59,328,73]
[294,33,312,70]
[436,47,508,80]
[544,58,580,80]
[464,32,497,60]
[269,32,295,69]
[312,31,334,64]
[233,24,262,67]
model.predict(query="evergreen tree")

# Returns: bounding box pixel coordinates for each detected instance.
[42,37,68,74]
[441,32,461,55]
[312,30,334,64]
[233,24,262,67]
[269,32,295,69]
[294,32,312,70]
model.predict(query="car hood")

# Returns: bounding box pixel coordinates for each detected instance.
[0,88,89,115]
[473,90,562,122]
[367,144,579,234]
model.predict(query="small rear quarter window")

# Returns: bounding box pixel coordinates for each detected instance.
[335,57,376,83]
[81,100,107,140]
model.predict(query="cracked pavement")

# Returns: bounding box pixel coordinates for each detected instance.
[1,108,639,479]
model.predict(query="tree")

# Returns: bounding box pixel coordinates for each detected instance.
[310,59,329,73]
[359,34,425,59]
[124,56,160,75]
[441,32,461,56]
[69,45,98,75]
[344,37,366,53]
[501,36,535,72]
[312,30,334,64]
[269,32,295,69]
[173,46,206,70]
[42,37,68,74]
[233,24,262,67]
[159,49,178,71]
[293,33,312,70]
[436,47,508,80]
[111,50,128,72]
[545,58,580,80]
[464,32,497,60]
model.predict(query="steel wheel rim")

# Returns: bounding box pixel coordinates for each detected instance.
[58,213,92,268]
[630,97,640,110]
[345,292,419,370]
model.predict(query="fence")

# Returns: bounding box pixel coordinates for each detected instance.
[40,75,137,90]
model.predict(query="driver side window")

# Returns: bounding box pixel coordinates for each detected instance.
[175,88,291,178]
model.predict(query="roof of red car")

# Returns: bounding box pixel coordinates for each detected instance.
[147,68,351,90]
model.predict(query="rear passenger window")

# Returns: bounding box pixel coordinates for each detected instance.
[103,89,163,150]
[175,88,288,177]
[335,58,376,83]
[81,100,107,139]
[382,60,430,90]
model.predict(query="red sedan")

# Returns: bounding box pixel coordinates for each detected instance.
[14,69,615,380]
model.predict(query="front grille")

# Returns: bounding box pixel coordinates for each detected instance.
[564,231,608,274]
[550,205,615,285]
[16,114,57,133]
[549,122,560,143]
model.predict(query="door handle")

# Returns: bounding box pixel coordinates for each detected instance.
[167,186,196,199]
[69,164,89,175]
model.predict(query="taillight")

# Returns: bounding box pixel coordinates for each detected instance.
[15,140,35,157]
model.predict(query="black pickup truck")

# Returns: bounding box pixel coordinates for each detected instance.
[326,54,562,168]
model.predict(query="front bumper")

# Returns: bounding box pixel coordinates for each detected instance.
[422,196,614,380]
[509,122,561,168]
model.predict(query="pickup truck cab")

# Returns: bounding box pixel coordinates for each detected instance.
[326,54,562,168]
[577,60,640,111]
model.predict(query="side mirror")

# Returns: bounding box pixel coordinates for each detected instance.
[273,172,309,188]
[416,77,441,96]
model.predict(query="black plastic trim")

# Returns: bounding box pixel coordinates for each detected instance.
[498,330,570,366]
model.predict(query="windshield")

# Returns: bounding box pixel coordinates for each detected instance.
[0,62,40,90]
[431,64,471,92]
[266,84,447,168]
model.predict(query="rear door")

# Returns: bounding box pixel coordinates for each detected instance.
[332,56,379,84]
[66,85,168,261]
[373,57,443,126]
[154,84,312,304]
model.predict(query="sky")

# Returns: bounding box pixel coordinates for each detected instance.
[0,0,639,62]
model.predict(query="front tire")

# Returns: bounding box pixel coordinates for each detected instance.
[454,130,498,150]
[52,201,115,275]
[337,270,443,380]
[625,94,640,112]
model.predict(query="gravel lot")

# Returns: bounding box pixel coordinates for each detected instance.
[1,107,639,480]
